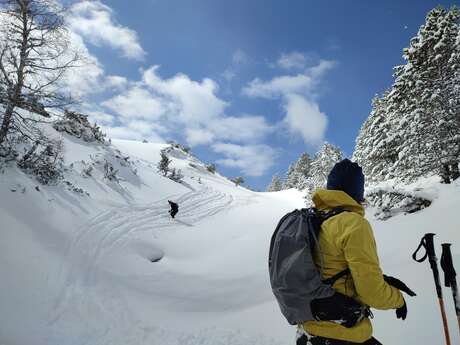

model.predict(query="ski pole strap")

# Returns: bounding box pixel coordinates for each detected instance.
[323,268,350,285]
[441,243,457,288]
[412,233,436,263]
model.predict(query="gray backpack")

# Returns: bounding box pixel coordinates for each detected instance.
[269,207,358,325]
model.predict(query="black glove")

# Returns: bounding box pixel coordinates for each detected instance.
[384,275,417,296]
[396,300,407,320]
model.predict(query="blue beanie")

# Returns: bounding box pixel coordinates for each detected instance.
[326,159,365,202]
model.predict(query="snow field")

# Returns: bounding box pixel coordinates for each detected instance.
[0,136,459,345]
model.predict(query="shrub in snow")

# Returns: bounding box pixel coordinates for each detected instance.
[168,168,184,183]
[167,141,191,154]
[366,188,432,220]
[18,139,64,185]
[81,163,93,177]
[231,176,244,186]
[206,163,216,174]
[103,161,119,182]
[53,110,106,143]
[63,180,89,196]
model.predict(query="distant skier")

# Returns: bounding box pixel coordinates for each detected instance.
[168,200,179,219]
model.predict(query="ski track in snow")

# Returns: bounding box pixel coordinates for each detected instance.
[47,186,261,344]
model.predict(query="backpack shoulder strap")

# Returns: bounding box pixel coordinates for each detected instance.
[322,268,351,285]
[320,208,350,285]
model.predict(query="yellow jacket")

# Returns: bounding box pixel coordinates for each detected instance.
[303,189,404,343]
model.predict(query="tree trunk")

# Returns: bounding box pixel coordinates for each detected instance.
[441,163,451,184]
[0,1,29,146]
[0,103,15,145]
[450,162,460,181]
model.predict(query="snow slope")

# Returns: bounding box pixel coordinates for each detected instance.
[1,135,459,345]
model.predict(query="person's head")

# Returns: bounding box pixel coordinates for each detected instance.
[326,159,365,203]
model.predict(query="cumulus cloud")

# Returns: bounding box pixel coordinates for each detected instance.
[68,1,145,60]
[142,66,227,123]
[102,86,165,119]
[221,68,236,82]
[242,59,335,144]
[283,94,328,145]
[185,128,215,146]
[242,73,315,99]
[102,66,273,147]
[277,51,307,70]
[208,115,273,143]
[102,125,165,143]
[243,60,335,99]
[86,110,115,126]
[232,49,249,65]
[213,143,277,177]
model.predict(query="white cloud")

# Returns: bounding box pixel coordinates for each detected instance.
[86,110,115,126]
[277,52,307,70]
[232,49,248,65]
[68,1,145,60]
[209,115,273,143]
[105,75,128,90]
[213,143,277,177]
[242,59,335,145]
[283,94,328,145]
[185,128,215,146]
[102,126,164,143]
[61,31,131,99]
[96,66,279,176]
[102,86,165,119]
[222,68,236,82]
[142,66,227,123]
[243,60,335,99]
[243,74,314,99]
[103,67,274,147]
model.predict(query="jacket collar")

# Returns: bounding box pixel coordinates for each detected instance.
[312,189,365,216]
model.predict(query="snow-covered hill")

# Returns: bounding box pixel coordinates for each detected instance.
[1,132,459,345]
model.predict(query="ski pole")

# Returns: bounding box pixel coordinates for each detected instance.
[413,233,451,345]
[441,243,460,335]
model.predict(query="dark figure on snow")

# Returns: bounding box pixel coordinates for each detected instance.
[168,200,179,219]
[297,159,413,345]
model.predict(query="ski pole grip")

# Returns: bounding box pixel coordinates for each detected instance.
[424,233,436,258]
[441,243,456,287]
[412,233,435,263]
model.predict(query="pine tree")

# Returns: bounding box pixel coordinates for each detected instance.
[232,176,244,186]
[354,6,460,183]
[353,93,399,182]
[267,174,282,192]
[309,142,343,190]
[393,6,460,182]
[295,153,312,190]
[157,150,171,176]
[283,163,298,189]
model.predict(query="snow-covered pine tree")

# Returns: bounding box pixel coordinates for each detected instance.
[353,93,399,183]
[392,6,460,182]
[354,6,460,184]
[309,142,343,190]
[157,150,171,176]
[267,174,282,192]
[283,163,298,189]
[294,153,312,190]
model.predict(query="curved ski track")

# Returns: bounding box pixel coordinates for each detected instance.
[50,187,247,331]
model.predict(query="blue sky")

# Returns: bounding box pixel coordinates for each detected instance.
[65,0,456,190]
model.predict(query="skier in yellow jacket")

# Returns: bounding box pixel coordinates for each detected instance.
[299,159,414,345]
